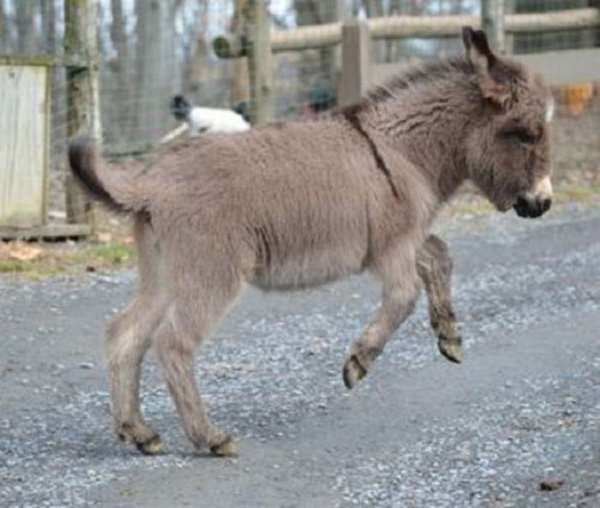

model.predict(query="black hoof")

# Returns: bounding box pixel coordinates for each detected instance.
[343,354,367,389]
[135,434,163,455]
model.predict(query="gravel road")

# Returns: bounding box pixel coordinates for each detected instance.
[2,202,600,508]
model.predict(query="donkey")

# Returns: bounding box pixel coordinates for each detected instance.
[69,27,554,456]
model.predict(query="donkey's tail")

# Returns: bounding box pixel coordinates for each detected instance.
[68,136,147,214]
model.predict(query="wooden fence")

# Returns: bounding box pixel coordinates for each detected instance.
[0,0,100,240]
[214,4,600,117]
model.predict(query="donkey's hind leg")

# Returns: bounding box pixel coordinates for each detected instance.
[107,217,169,454]
[154,261,242,456]
[343,245,421,389]
[416,234,463,363]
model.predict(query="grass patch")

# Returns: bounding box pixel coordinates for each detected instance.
[77,242,135,266]
[0,258,64,280]
[554,183,600,204]
[445,197,495,216]
[0,240,136,280]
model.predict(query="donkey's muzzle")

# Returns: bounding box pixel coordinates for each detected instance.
[513,196,552,218]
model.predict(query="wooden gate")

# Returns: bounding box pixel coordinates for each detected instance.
[0,63,50,230]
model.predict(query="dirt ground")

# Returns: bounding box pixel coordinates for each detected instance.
[2,200,600,507]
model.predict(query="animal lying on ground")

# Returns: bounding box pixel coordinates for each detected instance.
[69,27,554,457]
[170,95,250,136]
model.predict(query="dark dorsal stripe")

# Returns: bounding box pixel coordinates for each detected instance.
[342,105,400,200]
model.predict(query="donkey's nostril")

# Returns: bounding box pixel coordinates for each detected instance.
[542,198,552,213]
[513,197,530,217]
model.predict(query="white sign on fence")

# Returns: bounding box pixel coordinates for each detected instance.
[0,65,49,229]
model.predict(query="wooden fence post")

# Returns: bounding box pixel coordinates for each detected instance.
[339,19,370,106]
[481,0,506,53]
[246,0,273,125]
[64,0,101,228]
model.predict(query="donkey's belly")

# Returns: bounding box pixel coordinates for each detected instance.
[250,248,365,291]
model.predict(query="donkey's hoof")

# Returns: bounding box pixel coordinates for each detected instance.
[210,436,238,457]
[136,434,164,455]
[343,354,367,390]
[438,337,464,364]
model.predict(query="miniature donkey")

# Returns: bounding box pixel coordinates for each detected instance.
[69,27,554,456]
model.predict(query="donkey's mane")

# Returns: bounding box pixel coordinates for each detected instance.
[362,56,473,107]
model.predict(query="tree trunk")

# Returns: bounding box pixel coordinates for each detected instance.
[111,0,129,63]
[16,1,36,54]
[107,0,131,143]
[41,0,62,197]
[185,1,211,101]
[134,0,179,147]
[0,0,10,52]
[361,0,385,63]
[385,0,410,62]
[41,0,56,52]
[230,0,250,108]
[316,0,341,91]
[65,0,101,227]
[293,0,340,114]
[362,0,383,18]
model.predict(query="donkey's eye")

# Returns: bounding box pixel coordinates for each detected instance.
[504,128,536,145]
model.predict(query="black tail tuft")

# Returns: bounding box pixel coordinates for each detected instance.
[68,136,125,213]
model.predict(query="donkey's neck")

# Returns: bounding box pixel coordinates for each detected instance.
[356,59,480,202]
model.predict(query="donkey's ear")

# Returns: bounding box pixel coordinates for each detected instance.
[462,27,495,66]
[462,26,512,107]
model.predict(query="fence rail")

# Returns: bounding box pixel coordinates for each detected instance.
[215,5,600,125]
[215,8,600,57]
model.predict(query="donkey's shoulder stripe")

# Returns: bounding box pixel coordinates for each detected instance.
[341,106,400,200]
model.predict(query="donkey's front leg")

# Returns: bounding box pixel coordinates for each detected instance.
[416,235,463,363]
[343,247,421,389]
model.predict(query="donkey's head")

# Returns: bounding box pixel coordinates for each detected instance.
[462,27,553,218]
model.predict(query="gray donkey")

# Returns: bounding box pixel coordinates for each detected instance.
[69,27,554,457]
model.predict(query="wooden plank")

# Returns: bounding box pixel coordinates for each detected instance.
[369,9,600,40]
[42,59,52,229]
[0,224,91,241]
[507,7,600,34]
[0,65,48,228]
[271,22,342,52]
[370,48,600,88]
[0,55,56,67]
[221,8,600,55]
[339,19,370,106]
[0,54,88,68]
[368,15,478,40]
